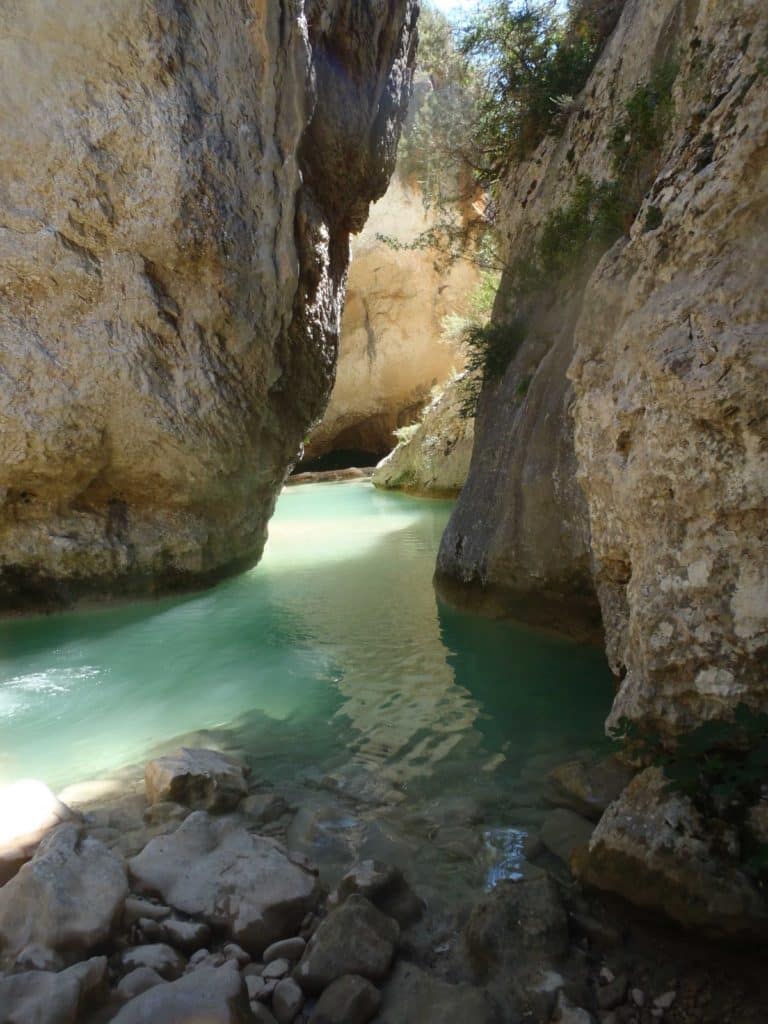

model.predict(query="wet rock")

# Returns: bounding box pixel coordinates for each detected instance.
[309,973,382,1024]
[547,759,633,822]
[376,961,499,1024]
[273,977,304,1022]
[110,963,247,1023]
[540,809,595,866]
[144,749,249,813]
[242,793,293,827]
[0,780,77,886]
[162,917,210,952]
[128,812,319,954]
[295,895,398,995]
[121,943,185,980]
[0,824,127,964]
[264,937,306,963]
[329,860,423,927]
[117,967,165,1000]
[574,768,768,937]
[143,802,189,827]
[0,955,107,1024]
[466,874,569,978]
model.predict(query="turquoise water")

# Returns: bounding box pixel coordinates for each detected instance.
[0,481,613,887]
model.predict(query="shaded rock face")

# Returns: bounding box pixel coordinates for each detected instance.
[437,0,767,729]
[0,0,417,611]
[302,176,477,464]
[372,377,475,498]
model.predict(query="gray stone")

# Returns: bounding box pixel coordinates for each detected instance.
[0,824,127,964]
[251,1005,279,1024]
[263,937,306,964]
[309,974,382,1024]
[0,955,107,1024]
[329,860,423,927]
[376,961,499,1024]
[263,957,290,980]
[145,749,249,813]
[128,812,319,954]
[246,975,268,1002]
[597,974,628,1011]
[133,917,166,943]
[540,809,595,866]
[295,896,398,995]
[117,967,165,1000]
[273,977,304,1023]
[109,963,246,1023]
[121,943,185,980]
[222,942,250,966]
[124,897,171,927]
[242,793,292,826]
[547,759,633,822]
[162,917,210,951]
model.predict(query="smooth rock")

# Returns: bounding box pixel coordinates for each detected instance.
[273,977,304,1023]
[653,991,676,1010]
[128,812,319,953]
[0,824,127,964]
[540,809,595,866]
[121,943,185,981]
[162,917,211,952]
[547,759,633,822]
[246,975,268,1001]
[309,974,382,1024]
[145,749,249,813]
[124,897,171,927]
[117,967,165,1000]
[329,860,423,927]
[263,958,290,980]
[222,942,251,966]
[294,895,398,995]
[0,955,107,1024]
[242,794,292,826]
[110,963,246,1024]
[376,961,499,1024]
[251,1006,279,1024]
[263,937,306,964]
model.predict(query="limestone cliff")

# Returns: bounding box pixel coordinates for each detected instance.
[302,176,477,464]
[372,376,474,498]
[437,0,767,711]
[0,0,417,610]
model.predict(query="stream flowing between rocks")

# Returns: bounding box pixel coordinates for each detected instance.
[0,481,613,912]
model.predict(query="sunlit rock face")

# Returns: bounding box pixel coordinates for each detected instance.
[0,0,417,610]
[437,0,768,724]
[303,176,478,462]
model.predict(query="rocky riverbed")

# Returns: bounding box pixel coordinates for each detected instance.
[1,746,766,1024]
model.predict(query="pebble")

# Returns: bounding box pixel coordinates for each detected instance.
[188,948,210,966]
[163,917,210,951]
[223,942,250,965]
[600,967,615,983]
[124,897,171,925]
[116,966,164,999]
[263,937,306,964]
[653,991,676,1010]
[597,973,628,1010]
[273,977,304,1023]
[631,988,645,1007]
[263,957,290,980]
[246,975,268,1001]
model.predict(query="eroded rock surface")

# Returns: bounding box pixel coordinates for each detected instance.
[144,748,249,812]
[0,0,417,611]
[128,812,319,954]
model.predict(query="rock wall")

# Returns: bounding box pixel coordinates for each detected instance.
[372,376,474,498]
[437,0,767,710]
[0,0,417,610]
[302,176,477,462]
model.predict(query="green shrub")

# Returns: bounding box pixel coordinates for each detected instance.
[458,317,528,417]
[608,62,677,195]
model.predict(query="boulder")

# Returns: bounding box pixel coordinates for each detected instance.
[0,781,77,886]
[540,809,595,866]
[0,824,127,964]
[263,937,306,964]
[144,749,249,812]
[109,963,248,1024]
[0,955,106,1024]
[465,873,569,979]
[574,768,768,937]
[309,974,382,1024]
[272,977,304,1023]
[294,895,398,995]
[128,812,319,954]
[329,860,423,927]
[547,759,633,822]
[376,961,499,1024]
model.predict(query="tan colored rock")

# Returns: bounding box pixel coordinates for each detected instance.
[0,824,127,966]
[547,758,633,822]
[128,811,320,955]
[110,962,247,1024]
[0,955,107,1024]
[575,768,768,938]
[0,0,417,611]
[570,0,768,739]
[372,377,474,497]
[304,176,477,462]
[144,748,249,812]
